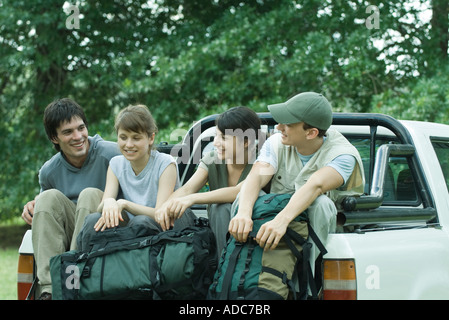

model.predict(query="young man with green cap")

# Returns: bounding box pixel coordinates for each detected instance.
[229,92,364,255]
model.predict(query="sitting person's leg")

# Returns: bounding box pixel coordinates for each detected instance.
[208,203,232,258]
[71,187,104,250]
[75,212,102,252]
[306,195,336,274]
[33,189,76,295]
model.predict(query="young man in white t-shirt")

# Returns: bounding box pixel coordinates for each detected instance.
[229,92,364,252]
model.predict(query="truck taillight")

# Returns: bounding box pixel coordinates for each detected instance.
[17,254,34,300]
[323,259,357,300]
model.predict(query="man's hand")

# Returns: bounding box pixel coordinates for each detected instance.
[228,161,275,243]
[255,215,289,251]
[22,200,36,226]
[228,212,254,243]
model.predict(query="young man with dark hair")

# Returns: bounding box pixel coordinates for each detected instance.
[21,98,120,300]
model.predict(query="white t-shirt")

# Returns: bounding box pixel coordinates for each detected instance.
[256,135,356,185]
[109,150,178,219]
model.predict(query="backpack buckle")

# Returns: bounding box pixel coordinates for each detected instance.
[82,266,91,277]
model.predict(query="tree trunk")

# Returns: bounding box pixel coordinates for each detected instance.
[430,0,448,65]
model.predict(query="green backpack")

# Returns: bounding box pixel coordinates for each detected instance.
[208,193,325,300]
[50,218,217,300]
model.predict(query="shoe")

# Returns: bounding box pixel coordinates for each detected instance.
[38,292,52,300]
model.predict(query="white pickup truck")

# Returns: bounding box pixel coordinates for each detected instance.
[18,112,449,300]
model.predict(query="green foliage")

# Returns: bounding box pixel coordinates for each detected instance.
[370,65,449,123]
[0,0,447,221]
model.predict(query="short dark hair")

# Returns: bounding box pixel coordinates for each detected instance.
[302,122,327,137]
[216,106,261,140]
[43,98,88,151]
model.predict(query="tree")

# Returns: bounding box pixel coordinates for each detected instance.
[0,0,447,220]
[428,0,448,70]
[0,0,172,219]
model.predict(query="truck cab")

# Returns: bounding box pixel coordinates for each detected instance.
[323,114,449,299]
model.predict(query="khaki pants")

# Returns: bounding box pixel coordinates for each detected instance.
[307,195,337,274]
[32,187,103,294]
[207,203,232,259]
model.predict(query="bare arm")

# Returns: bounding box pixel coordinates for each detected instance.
[155,166,209,229]
[123,163,177,219]
[181,183,244,205]
[228,161,275,242]
[256,166,344,250]
[169,182,246,221]
[95,166,121,231]
[169,167,209,200]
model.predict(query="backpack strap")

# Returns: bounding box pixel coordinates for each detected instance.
[283,228,311,299]
[285,226,331,299]
[26,275,39,300]
[219,242,244,300]
[260,266,296,299]
[308,224,328,256]
[285,225,328,300]
[237,239,257,299]
[307,224,328,299]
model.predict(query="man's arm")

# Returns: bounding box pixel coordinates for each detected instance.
[21,195,39,226]
[22,165,51,225]
[256,166,344,251]
[228,161,275,243]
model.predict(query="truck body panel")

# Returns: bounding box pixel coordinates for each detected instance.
[326,227,449,299]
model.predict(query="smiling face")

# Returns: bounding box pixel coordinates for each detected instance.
[117,128,155,164]
[213,128,248,164]
[51,116,90,168]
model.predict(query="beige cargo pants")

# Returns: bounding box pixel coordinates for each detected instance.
[31,187,103,294]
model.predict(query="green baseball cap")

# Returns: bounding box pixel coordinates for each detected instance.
[268,92,333,130]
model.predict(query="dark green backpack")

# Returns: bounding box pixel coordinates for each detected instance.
[208,193,325,300]
[50,218,217,300]
[149,219,218,300]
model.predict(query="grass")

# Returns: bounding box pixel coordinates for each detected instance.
[0,221,30,300]
[0,248,20,300]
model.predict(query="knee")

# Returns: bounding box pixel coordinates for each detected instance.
[128,215,161,236]
[308,195,337,232]
[34,189,66,211]
[36,189,64,202]
[311,195,336,212]
[129,215,153,225]
[77,188,103,213]
[78,187,103,203]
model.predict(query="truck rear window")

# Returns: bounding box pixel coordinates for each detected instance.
[431,139,449,194]
[347,136,419,204]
